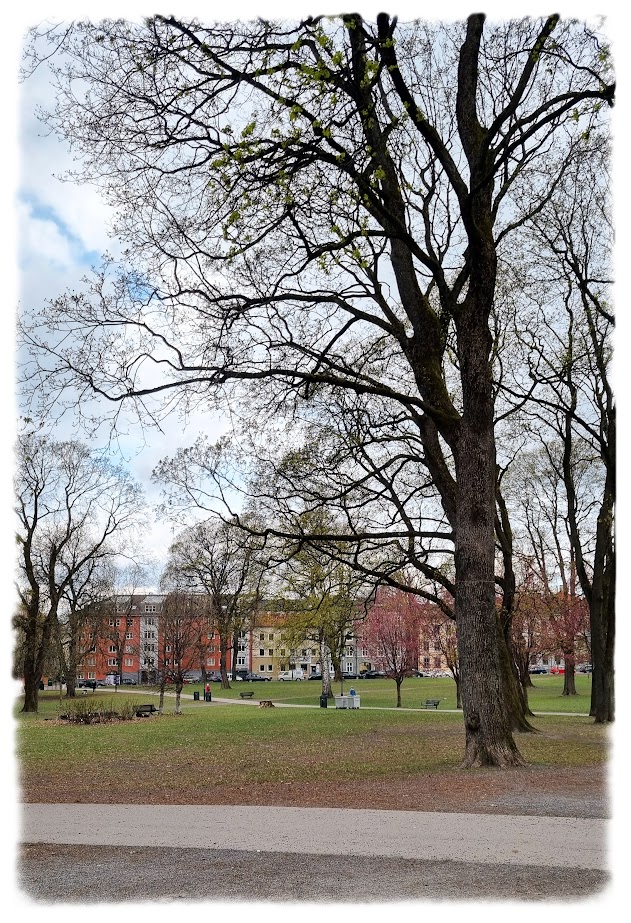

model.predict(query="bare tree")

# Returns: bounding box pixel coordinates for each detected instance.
[15,432,143,711]
[161,519,264,689]
[158,591,209,714]
[55,558,113,697]
[21,15,613,763]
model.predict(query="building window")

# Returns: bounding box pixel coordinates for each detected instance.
[259,633,265,641]
[268,649,273,656]
[145,605,157,613]
[88,672,96,680]
[267,664,273,671]
[259,649,265,656]
[268,634,274,641]
[434,657,441,668]
[107,658,118,666]
[237,656,246,666]
[125,646,133,653]
[109,645,117,653]
[165,645,171,652]
[126,632,134,639]
[109,618,121,627]
[207,658,216,667]
[280,649,286,656]
[87,658,96,666]
[124,658,133,667]
[423,641,430,652]
[423,657,430,669]
[239,631,246,639]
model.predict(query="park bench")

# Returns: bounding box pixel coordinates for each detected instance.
[135,704,159,717]
[420,699,441,709]
[239,691,254,699]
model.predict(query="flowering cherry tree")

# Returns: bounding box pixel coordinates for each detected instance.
[363,588,421,707]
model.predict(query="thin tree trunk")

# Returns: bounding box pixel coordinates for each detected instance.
[175,681,183,714]
[455,677,461,710]
[220,636,230,690]
[320,638,333,699]
[158,679,166,713]
[498,619,536,727]
[395,677,402,708]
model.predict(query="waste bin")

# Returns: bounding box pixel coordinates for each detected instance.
[204,692,212,702]
[193,690,200,701]
[39,682,44,690]
[319,694,328,708]
[47,679,53,687]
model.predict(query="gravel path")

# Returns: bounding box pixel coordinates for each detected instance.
[22,803,607,870]
[19,843,608,903]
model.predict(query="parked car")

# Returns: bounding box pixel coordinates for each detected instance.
[411,670,426,677]
[359,670,386,679]
[121,678,137,685]
[206,671,223,683]
[278,670,305,681]
[576,664,593,673]
[308,673,323,680]
[528,666,548,674]
[342,671,357,679]
[242,672,271,682]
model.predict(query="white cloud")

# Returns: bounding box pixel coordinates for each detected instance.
[18,200,75,270]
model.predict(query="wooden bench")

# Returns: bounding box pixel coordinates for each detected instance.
[421,699,440,709]
[135,704,159,717]
[239,691,254,699]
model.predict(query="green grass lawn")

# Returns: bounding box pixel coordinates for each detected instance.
[183,672,592,713]
[15,678,605,804]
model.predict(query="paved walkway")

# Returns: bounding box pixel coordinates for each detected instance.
[119,688,589,716]
[21,804,607,870]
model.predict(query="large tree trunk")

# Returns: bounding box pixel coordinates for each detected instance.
[454,298,524,768]
[21,599,53,714]
[589,484,615,722]
[22,672,41,713]
[562,654,577,696]
[590,559,614,722]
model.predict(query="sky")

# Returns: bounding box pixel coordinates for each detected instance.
[4,1,631,918]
